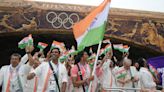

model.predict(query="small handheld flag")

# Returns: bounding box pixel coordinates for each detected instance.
[37,42,48,51]
[18,34,33,49]
[50,40,66,53]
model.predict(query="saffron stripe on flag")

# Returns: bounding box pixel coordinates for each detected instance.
[73,0,111,51]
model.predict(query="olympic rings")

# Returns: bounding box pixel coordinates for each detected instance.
[46,12,80,29]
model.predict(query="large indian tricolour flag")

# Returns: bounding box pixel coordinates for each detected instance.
[73,0,111,51]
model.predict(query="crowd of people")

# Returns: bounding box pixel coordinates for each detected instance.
[0,43,163,92]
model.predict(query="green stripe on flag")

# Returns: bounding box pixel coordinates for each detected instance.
[117,73,127,79]
[37,45,44,50]
[59,56,68,62]
[18,43,28,49]
[78,22,106,51]
[68,51,78,56]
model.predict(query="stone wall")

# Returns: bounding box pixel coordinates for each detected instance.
[0,1,164,53]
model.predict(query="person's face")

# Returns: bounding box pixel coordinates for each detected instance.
[51,49,60,58]
[143,59,147,67]
[124,62,131,70]
[82,52,88,61]
[33,59,41,68]
[10,55,20,67]
[134,62,139,68]
[106,50,112,59]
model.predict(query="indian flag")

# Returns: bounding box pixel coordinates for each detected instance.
[105,44,112,51]
[120,45,130,53]
[73,0,111,51]
[115,68,127,79]
[59,55,68,62]
[113,44,123,51]
[68,46,77,56]
[37,42,48,50]
[99,44,111,56]
[51,40,66,52]
[18,34,33,49]
[59,51,70,62]
[88,53,96,60]
[149,64,158,78]
[99,48,105,56]
[103,39,111,43]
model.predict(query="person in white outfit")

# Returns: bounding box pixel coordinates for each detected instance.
[137,58,157,92]
[27,47,68,92]
[0,46,34,92]
[98,49,117,92]
[116,58,139,92]
[65,62,73,92]
[24,52,42,92]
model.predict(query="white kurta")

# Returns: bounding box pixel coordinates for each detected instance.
[24,68,39,92]
[20,54,29,65]
[0,64,32,92]
[65,76,73,92]
[32,61,68,92]
[116,66,139,92]
[139,67,156,91]
[0,54,30,92]
[162,72,164,88]
[101,59,117,91]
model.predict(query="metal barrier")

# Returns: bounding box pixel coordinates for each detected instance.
[105,87,161,92]
[106,87,141,92]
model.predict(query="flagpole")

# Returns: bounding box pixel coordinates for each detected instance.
[88,40,102,92]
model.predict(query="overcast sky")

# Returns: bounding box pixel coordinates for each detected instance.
[29,0,164,13]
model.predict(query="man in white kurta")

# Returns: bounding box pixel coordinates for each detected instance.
[30,61,68,92]
[27,48,68,92]
[116,58,139,92]
[24,56,41,92]
[100,59,117,92]
[139,67,156,91]
[0,53,31,92]
[137,58,157,92]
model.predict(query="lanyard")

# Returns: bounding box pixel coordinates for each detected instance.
[50,61,59,77]
[49,61,60,92]
[7,66,23,92]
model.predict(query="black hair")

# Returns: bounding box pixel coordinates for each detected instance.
[11,53,21,60]
[51,47,61,54]
[74,51,87,64]
[133,61,140,71]
[137,57,147,70]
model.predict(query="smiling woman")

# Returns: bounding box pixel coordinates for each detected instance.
[25,0,164,13]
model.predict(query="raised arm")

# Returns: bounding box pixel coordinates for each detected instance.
[26,45,35,66]
[20,54,28,65]
[100,49,113,67]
